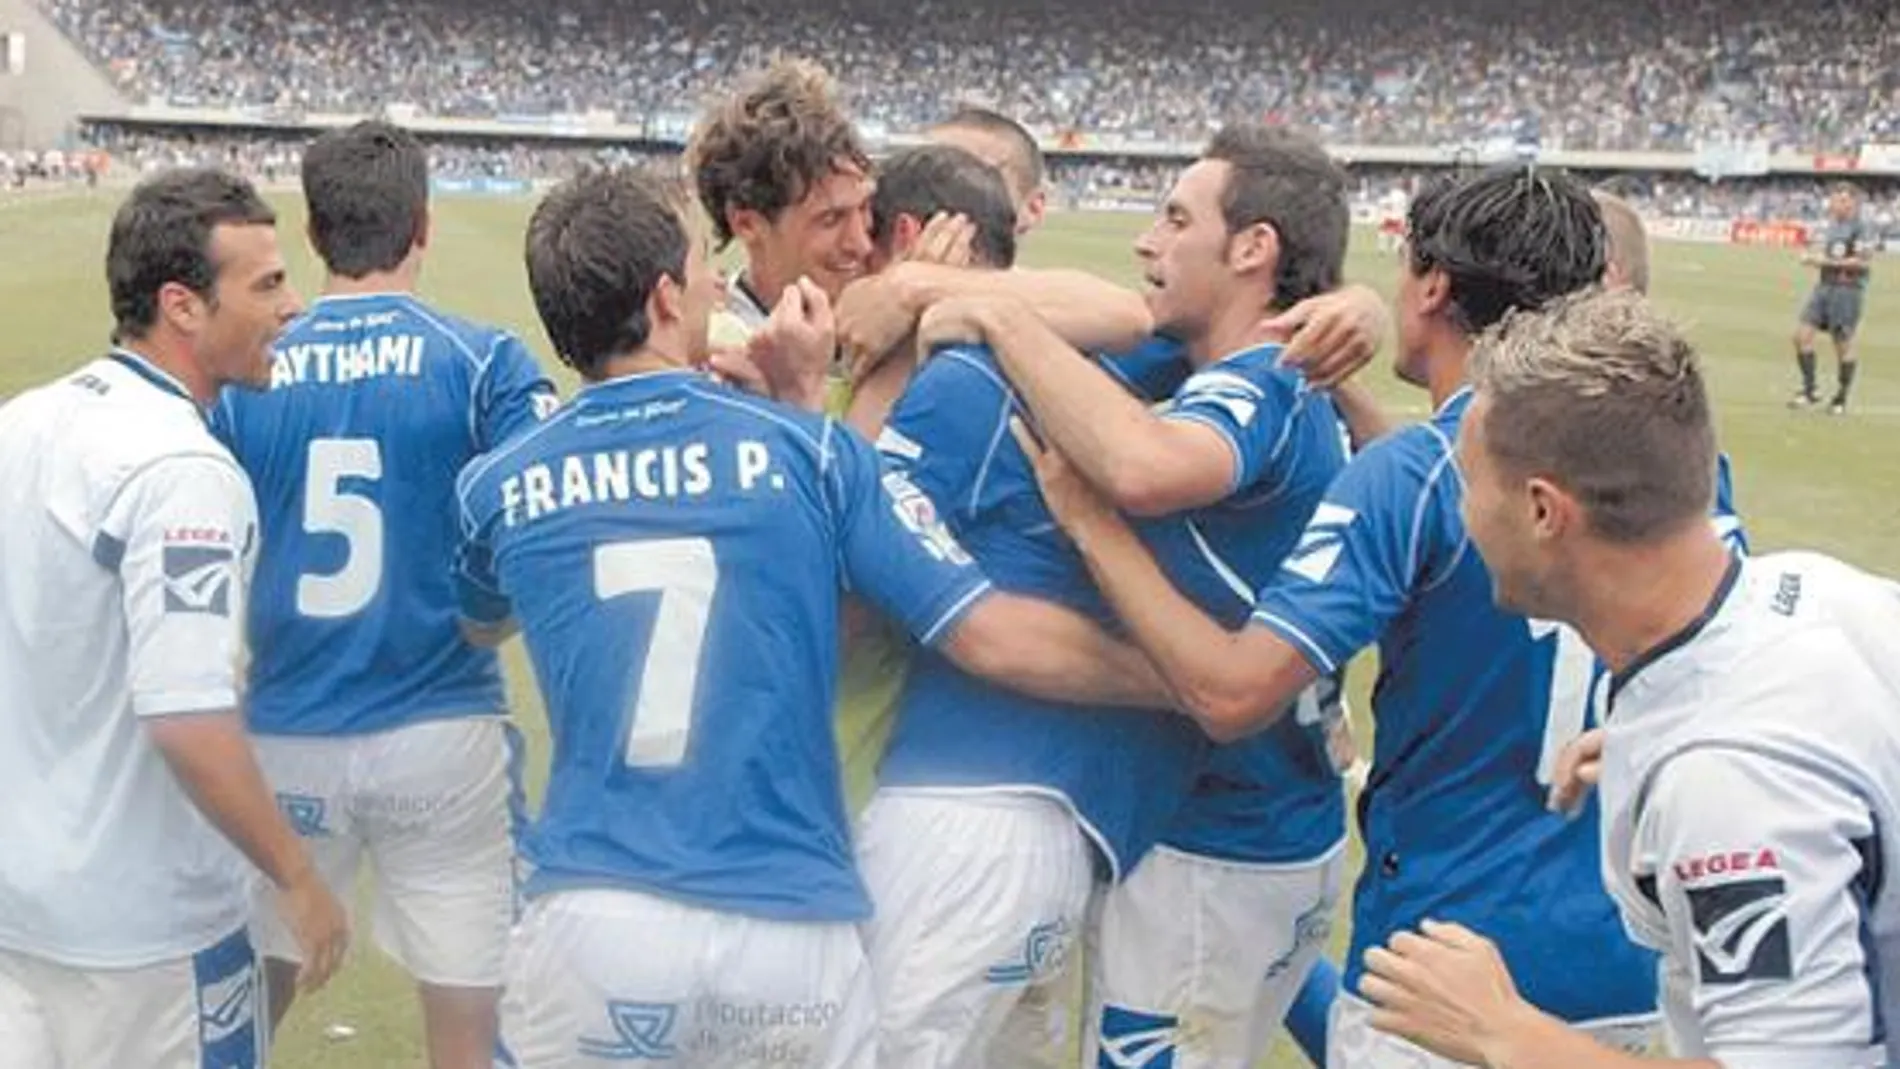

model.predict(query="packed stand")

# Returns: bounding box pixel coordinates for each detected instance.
[36,0,1898,154]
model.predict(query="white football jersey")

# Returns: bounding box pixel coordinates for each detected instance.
[1600,552,1900,1067]
[708,271,772,350]
[0,351,260,969]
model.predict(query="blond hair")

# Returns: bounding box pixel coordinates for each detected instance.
[1471,287,1714,543]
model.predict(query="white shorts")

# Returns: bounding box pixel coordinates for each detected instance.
[250,717,522,987]
[1087,843,1346,1069]
[1330,992,1656,1066]
[498,889,874,1069]
[0,928,262,1069]
[857,789,1095,1069]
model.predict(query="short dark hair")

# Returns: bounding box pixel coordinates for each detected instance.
[934,106,1045,197]
[1203,124,1349,309]
[871,145,1018,270]
[107,167,276,343]
[301,120,429,278]
[688,59,870,249]
[524,168,690,379]
[1407,166,1607,334]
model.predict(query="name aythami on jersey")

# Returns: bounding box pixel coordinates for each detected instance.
[270,334,428,387]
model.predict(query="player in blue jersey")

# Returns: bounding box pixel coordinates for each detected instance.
[1016,166,1673,1068]
[467,168,1176,1069]
[210,121,556,1068]
[913,124,1356,1069]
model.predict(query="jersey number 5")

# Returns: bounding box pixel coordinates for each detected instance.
[595,539,717,769]
[298,438,384,618]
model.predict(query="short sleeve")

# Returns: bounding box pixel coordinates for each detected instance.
[829,427,992,647]
[100,455,257,717]
[1249,432,1454,675]
[1636,745,1885,1068]
[473,333,559,450]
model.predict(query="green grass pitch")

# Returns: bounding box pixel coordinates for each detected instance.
[1,189,1894,1068]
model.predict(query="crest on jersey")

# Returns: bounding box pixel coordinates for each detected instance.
[162,542,236,615]
[578,1001,678,1060]
[1097,1005,1177,1069]
[1686,876,1792,984]
[882,471,972,566]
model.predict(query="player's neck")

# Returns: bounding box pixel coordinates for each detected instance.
[323,264,420,298]
[594,343,693,383]
[115,336,215,406]
[1426,335,1473,409]
[1568,528,1736,678]
[740,255,792,311]
[1196,300,1288,368]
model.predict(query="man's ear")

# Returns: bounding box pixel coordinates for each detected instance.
[650,272,683,331]
[1527,476,1581,543]
[1227,221,1280,279]
[888,213,925,259]
[728,206,769,247]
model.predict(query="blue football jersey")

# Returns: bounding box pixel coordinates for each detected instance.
[1140,344,1349,865]
[455,370,990,922]
[211,293,555,736]
[1101,335,1193,399]
[1251,386,1658,1024]
[873,345,1208,880]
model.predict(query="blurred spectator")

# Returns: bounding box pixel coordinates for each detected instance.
[35,0,1897,153]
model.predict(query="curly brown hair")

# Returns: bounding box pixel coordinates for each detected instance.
[687,58,871,249]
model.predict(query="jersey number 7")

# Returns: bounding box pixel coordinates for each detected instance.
[595,539,718,770]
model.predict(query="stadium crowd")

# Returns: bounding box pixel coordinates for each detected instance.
[35,0,1899,153]
[51,127,1900,233]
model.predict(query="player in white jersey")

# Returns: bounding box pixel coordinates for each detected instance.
[0,168,347,1069]
[1376,185,1410,254]
[689,60,877,356]
[1362,287,1900,1067]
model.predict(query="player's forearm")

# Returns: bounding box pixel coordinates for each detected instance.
[1062,507,1312,741]
[1333,380,1397,450]
[900,262,1152,352]
[146,711,317,891]
[844,352,915,439]
[944,592,1174,709]
[979,302,1186,512]
[1480,1007,1718,1069]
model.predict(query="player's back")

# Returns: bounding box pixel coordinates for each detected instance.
[213,293,552,736]
[1138,345,1350,865]
[1259,388,1654,1022]
[1602,552,1900,1059]
[877,344,1206,880]
[458,370,925,922]
[0,355,253,965]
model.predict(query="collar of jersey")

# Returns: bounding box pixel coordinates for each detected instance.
[727,273,770,321]
[1204,340,1284,371]
[578,367,706,395]
[310,291,412,308]
[1437,384,1476,418]
[108,348,198,409]
[1606,552,1745,715]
